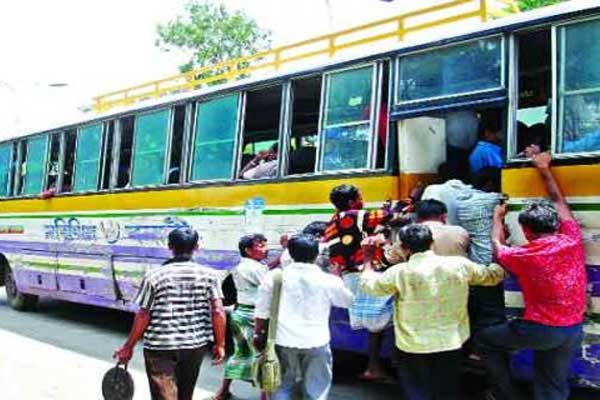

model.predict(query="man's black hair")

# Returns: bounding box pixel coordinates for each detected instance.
[473,167,501,193]
[399,224,433,254]
[518,203,559,234]
[415,199,448,220]
[302,221,328,237]
[168,228,199,254]
[288,234,319,263]
[329,184,360,211]
[478,111,503,138]
[238,233,267,257]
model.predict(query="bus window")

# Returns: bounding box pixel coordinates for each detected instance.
[45,133,62,191]
[167,105,186,184]
[239,86,282,180]
[192,95,239,181]
[0,143,12,197]
[515,29,551,156]
[22,135,49,195]
[100,121,115,190]
[287,76,321,175]
[9,142,18,196]
[321,65,375,171]
[376,61,390,169]
[557,19,600,154]
[131,109,170,187]
[73,123,103,192]
[62,130,77,192]
[116,116,134,188]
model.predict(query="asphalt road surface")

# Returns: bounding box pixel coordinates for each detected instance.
[0,288,596,399]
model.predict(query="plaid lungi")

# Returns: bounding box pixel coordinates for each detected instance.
[223,304,257,381]
[342,272,393,333]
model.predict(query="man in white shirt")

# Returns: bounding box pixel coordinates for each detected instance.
[254,234,353,400]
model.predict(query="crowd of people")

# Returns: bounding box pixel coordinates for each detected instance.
[114,148,587,400]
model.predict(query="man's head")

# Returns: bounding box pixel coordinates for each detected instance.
[478,112,503,144]
[329,184,363,211]
[302,221,328,239]
[518,202,559,241]
[288,234,319,263]
[473,167,501,193]
[238,233,268,261]
[415,199,448,223]
[168,228,199,256]
[399,224,433,256]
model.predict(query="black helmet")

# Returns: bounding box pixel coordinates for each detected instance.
[102,364,134,400]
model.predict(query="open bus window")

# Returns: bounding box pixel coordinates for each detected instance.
[515,29,551,156]
[62,130,77,192]
[100,121,115,190]
[321,66,374,171]
[239,86,282,179]
[116,116,134,188]
[73,123,103,192]
[21,135,48,195]
[131,108,170,187]
[376,62,390,169]
[287,76,321,175]
[0,143,12,197]
[167,105,186,184]
[45,133,62,192]
[192,95,239,181]
[557,19,600,154]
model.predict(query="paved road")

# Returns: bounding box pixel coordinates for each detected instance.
[0,288,596,399]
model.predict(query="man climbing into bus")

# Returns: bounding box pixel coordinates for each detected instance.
[360,224,505,399]
[324,184,396,382]
[477,150,587,400]
[114,228,226,400]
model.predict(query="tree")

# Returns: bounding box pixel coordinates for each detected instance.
[156,1,272,79]
[517,0,567,11]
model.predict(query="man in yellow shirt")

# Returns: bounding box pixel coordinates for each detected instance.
[360,224,505,400]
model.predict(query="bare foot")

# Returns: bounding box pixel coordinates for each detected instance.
[358,369,395,384]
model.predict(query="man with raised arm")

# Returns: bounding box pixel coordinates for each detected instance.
[477,150,587,400]
[114,228,226,400]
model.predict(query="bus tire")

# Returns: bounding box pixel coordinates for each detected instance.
[4,265,38,311]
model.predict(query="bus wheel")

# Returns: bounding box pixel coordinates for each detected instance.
[4,265,38,311]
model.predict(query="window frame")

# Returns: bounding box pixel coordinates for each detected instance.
[317,62,380,174]
[551,16,600,158]
[21,134,50,196]
[0,142,14,197]
[394,34,506,107]
[72,123,104,193]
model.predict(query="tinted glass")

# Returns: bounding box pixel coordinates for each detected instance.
[398,37,502,102]
[558,20,600,153]
[132,109,170,186]
[0,144,12,196]
[22,136,48,195]
[192,94,239,181]
[325,67,373,126]
[73,123,103,192]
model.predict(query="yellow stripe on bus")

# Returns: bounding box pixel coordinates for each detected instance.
[502,164,600,198]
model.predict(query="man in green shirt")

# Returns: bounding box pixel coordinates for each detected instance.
[360,224,505,400]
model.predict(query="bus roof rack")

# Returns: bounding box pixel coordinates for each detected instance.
[92,0,519,113]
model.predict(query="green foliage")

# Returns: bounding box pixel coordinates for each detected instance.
[156,1,272,79]
[517,0,566,11]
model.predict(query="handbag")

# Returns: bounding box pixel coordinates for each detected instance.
[101,363,134,400]
[252,269,283,392]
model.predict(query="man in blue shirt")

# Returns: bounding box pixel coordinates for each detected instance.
[469,113,503,175]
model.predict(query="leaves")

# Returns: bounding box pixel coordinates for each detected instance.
[156,1,272,78]
[517,0,566,11]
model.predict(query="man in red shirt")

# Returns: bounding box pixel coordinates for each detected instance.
[477,151,586,400]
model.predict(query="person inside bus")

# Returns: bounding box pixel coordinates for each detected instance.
[240,143,278,179]
[324,184,396,382]
[469,113,504,176]
[478,150,586,400]
[360,224,505,400]
[114,228,226,400]
[446,110,479,182]
[214,234,269,400]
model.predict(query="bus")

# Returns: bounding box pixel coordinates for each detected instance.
[0,0,599,389]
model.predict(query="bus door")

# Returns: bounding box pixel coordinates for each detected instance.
[56,251,117,301]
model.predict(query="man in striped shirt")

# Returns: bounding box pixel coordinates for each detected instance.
[114,228,226,400]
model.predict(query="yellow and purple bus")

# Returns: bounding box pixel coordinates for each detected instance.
[0,0,599,389]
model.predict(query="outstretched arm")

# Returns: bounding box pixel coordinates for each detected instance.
[529,151,574,221]
[491,203,507,258]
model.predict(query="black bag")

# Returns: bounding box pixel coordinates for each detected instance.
[102,363,134,400]
[222,272,237,307]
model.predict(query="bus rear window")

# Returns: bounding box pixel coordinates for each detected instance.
[131,109,170,187]
[73,123,103,192]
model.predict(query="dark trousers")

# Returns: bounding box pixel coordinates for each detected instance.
[476,320,582,400]
[395,349,462,400]
[469,284,506,333]
[143,346,207,400]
